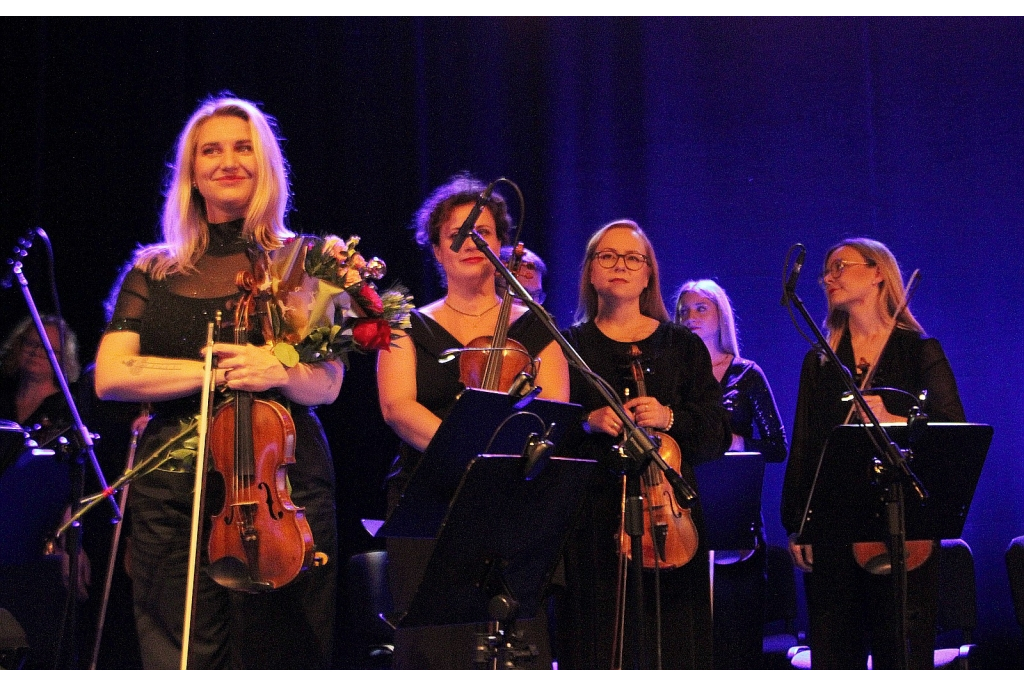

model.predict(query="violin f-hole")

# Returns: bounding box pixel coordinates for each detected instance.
[259,481,284,520]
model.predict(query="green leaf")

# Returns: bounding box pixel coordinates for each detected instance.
[273,342,301,368]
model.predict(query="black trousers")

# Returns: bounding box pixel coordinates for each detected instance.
[804,543,938,669]
[128,409,338,669]
[711,545,767,669]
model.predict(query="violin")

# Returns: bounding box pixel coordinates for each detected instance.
[205,271,315,592]
[618,345,698,570]
[845,270,932,575]
[458,242,537,392]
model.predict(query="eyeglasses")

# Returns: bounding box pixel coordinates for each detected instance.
[23,339,61,356]
[819,259,874,284]
[593,250,649,271]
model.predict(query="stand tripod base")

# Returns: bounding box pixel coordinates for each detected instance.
[474,621,541,670]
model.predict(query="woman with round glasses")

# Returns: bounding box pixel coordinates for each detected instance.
[781,237,965,669]
[556,220,731,669]
[674,278,787,668]
[0,315,81,442]
[0,315,91,668]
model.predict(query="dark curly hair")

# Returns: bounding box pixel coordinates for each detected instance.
[413,173,513,285]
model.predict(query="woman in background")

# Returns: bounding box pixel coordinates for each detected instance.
[0,315,90,669]
[675,278,787,668]
[0,315,81,445]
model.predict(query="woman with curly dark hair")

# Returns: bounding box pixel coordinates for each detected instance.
[377,173,569,668]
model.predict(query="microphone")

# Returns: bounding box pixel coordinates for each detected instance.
[449,180,498,253]
[522,423,556,481]
[780,244,806,305]
[2,227,42,289]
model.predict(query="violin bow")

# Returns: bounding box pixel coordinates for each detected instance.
[843,269,921,424]
[180,317,219,669]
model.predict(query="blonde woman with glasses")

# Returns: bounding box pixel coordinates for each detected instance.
[781,237,965,669]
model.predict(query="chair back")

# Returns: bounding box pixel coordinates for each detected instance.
[1006,536,1024,630]
[936,539,976,635]
[346,550,395,668]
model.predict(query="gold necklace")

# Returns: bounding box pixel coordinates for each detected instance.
[444,298,500,318]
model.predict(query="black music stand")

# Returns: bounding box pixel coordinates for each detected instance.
[380,388,585,540]
[695,451,765,552]
[400,454,594,628]
[796,423,992,545]
[0,445,72,669]
[379,388,592,668]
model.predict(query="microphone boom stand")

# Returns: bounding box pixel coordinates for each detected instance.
[459,226,697,668]
[783,278,927,670]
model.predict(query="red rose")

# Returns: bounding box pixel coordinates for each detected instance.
[356,283,384,315]
[352,318,392,351]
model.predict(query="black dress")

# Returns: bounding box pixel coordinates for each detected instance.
[105,221,338,669]
[781,327,965,669]
[710,358,788,669]
[385,307,558,669]
[557,320,731,669]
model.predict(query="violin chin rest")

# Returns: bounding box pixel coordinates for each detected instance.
[206,556,274,593]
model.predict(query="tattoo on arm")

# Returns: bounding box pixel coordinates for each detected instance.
[123,357,183,374]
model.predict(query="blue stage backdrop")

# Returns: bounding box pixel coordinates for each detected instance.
[2,17,1021,668]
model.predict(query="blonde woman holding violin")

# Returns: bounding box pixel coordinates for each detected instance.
[556,220,730,670]
[781,237,965,669]
[376,173,569,669]
[95,95,342,669]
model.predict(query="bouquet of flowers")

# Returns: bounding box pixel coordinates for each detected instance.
[265,234,413,368]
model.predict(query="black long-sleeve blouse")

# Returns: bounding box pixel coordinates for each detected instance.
[720,358,788,463]
[781,326,965,535]
[563,320,732,481]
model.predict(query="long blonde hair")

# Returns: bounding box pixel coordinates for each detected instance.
[134,95,293,279]
[574,219,670,324]
[823,237,924,349]
[674,279,740,357]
